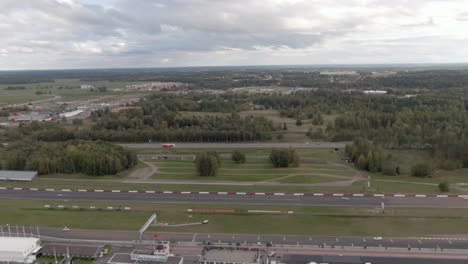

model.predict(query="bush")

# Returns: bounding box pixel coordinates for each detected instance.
[269,148,300,168]
[231,150,246,164]
[411,163,431,177]
[195,151,221,176]
[382,164,396,176]
[296,119,303,126]
[463,157,468,168]
[438,181,450,192]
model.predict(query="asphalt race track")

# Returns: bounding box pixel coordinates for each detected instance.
[2,189,468,208]
[6,226,468,252]
[120,142,349,149]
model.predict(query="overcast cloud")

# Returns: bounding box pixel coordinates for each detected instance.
[0,0,468,70]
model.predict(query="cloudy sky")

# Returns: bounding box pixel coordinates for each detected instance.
[1,0,468,70]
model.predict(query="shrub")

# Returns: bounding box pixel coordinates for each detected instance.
[411,163,431,177]
[231,150,246,164]
[195,151,221,176]
[269,148,300,168]
[438,181,450,192]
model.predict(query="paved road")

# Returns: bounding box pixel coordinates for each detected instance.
[2,189,468,208]
[7,226,468,252]
[120,142,350,149]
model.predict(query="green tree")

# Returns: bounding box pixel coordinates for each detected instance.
[356,154,368,170]
[269,148,300,168]
[296,119,303,126]
[231,150,246,164]
[438,181,450,192]
[195,151,221,176]
[411,163,431,177]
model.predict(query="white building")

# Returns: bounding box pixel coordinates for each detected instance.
[0,237,41,263]
[363,90,387,95]
[80,84,94,89]
[59,110,84,118]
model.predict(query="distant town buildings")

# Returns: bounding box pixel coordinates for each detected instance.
[59,109,84,118]
[8,112,52,123]
[124,82,188,91]
[363,90,387,95]
[80,84,95,89]
[320,71,358,76]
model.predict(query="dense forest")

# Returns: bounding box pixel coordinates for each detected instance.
[2,67,468,90]
[0,140,137,176]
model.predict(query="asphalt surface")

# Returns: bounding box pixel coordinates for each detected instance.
[120,142,349,149]
[6,226,468,252]
[3,189,468,208]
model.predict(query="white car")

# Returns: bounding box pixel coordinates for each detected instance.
[373,236,382,241]
[62,227,70,231]
[202,220,210,224]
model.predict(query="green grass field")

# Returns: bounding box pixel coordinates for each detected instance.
[3,199,468,236]
[0,79,151,106]
[152,159,355,183]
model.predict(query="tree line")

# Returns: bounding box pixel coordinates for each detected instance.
[0,140,137,176]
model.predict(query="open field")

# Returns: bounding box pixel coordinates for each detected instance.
[0,79,151,106]
[152,159,356,183]
[3,199,468,236]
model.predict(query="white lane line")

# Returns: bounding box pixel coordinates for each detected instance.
[95,190,104,192]
[163,191,173,194]
[294,193,304,196]
[199,192,209,195]
[353,194,364,197]
[236,192,246,195]
[145,191,155,194]
[274,193,285,196]
[314,193,324,196]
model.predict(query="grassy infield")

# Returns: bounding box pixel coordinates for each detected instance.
[2,86,468,236]
[2,148,468,236]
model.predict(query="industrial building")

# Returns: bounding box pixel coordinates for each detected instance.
[0,171,38,181]
[8,113,52,123]
[0,237,41,263]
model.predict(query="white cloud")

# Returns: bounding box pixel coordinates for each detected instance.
[0,0,467,69]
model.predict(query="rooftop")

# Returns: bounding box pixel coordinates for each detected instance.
[108,253,182,264]
[0,170,38,181]
[201,248,258,263]
[0,237,39,252]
